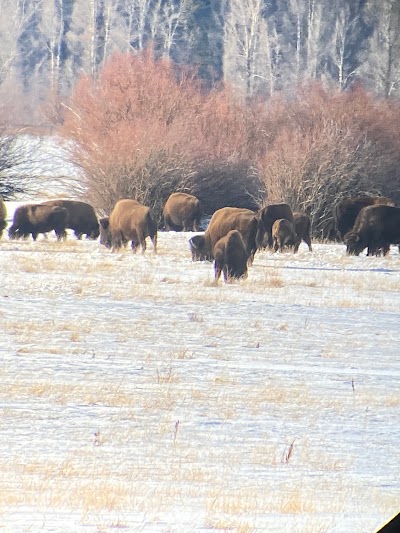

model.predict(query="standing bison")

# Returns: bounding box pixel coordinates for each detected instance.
[163,192,202,232]
[8,204,69,241]
[344,205,400,256]
[213,230,249,282]
[189,207,259,262]
[333,196,395,241]
[41,199,99,239]
[0,195,6,238]
[272,219,299,253]
[293,212,312,252]
[257,203,295,249]
[99,199,157,254]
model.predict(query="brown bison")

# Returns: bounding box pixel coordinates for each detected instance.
[99,199,157,254]
[257,203,295,249]
[0,195,6,238]
[189,207,259,262]
[293,212,312,252]
[344,205,400,256]
[333,196,395,241]
[41,199,99,239]
[214,230,249,282]
[8,204,69,241]
[163,192,202,231]
[272,219,299,253]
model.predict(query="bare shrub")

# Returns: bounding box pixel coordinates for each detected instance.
[58,50,266,219]
[258,83,400,238]
[189,160,263,214]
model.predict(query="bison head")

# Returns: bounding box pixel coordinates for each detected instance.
[99,217,112,248]
[189,234,211,261]
[344,231,364,256]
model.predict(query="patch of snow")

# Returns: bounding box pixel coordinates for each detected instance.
[0,222,399,532]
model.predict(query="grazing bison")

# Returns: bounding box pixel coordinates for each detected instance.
[344,205,400,256]
[257,203,295,249]
[214,230,249,282]
[189,234,207,261]
[8,204,69,241]
[189,207,259,262]
[272,218,299,253]
[333,196,395,241]
[99,199,157,254]
[163,192,202,231]
[293,212,312,252]
[0,195,6,238]
[41,199,99,239]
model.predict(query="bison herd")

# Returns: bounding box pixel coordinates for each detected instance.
[1,192,399,283]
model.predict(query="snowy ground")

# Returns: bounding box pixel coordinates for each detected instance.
[0,203,399,532]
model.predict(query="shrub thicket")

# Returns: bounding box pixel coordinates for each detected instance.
[59,51,400,236]
[60,50,265,221]
[258,83,400,237]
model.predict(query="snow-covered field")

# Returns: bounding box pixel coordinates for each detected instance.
[0,203,399,532]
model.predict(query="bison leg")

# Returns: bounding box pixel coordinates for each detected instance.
[111,232,124,252]
[150,234,157,254]
[130,239,139,254]
[184,217,195,232]
[214,263,222,282]
[164,216,172,232]
[56,229,67,241]
[140,236,147,254]
[293,236,302,253]
[31,232,38,241]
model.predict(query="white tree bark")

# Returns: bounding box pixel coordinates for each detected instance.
[223,0,273,98]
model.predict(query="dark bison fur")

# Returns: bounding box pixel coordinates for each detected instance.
[257,203,294,249]
[213,230,249,282]
[189,235,209,261]
[99,199,157,254]
[8,204,69,241]
[333,196,395,241]
[344,205,400,256]
[163,192,202,232]
[272,218,299,253]
[189,207,259,262]
[293,212,312,252]
[41,199,99,239]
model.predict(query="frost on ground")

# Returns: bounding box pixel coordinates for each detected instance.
[0,223,399,532]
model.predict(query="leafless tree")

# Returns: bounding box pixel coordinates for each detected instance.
[223,0,274,98]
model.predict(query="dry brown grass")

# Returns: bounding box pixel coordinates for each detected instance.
[259,268,285,287]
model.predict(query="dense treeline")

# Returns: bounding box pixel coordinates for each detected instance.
[1,1,400,238]
[59,51,400,238]
[0,0,400,118]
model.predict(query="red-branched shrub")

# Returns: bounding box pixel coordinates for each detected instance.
[258,82,400,238]
[60,50,266,219]
[59,57,400,236]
